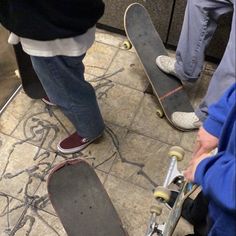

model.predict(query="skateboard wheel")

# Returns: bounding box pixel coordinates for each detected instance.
[168,146,185,161]
[123,40,132,50]
[15,70,21,79]
[156,108,164,118]
[150,205,162,216]
[154,186,171,202]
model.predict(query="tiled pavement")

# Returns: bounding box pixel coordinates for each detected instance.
[0,29,216,236]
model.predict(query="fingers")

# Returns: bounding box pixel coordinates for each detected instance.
[194,146,216,160]
[183,169,194,182]
[183,159,196,182]
[193,147,207,160]
[192,140,208,160]
[184,153,212,182]
[192,140,201,157]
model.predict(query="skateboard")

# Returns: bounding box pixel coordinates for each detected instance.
[13,43,47,99]
[145,146,197,236]
[124,3,194,131]
[47,159,128,236]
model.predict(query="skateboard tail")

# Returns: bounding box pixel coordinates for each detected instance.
[47,159,128,236]
[124,3,167,56]
[13,44,47,99]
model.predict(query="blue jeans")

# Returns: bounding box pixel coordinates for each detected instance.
[30,54,105,138]
[175,0,235,120]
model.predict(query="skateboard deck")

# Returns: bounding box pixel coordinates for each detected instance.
[163,182,197,236]
[124,3,194,131]
[145,146,197,236]
[47,159,127,236]
[14,43,47,99]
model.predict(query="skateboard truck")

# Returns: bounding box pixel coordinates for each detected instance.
[145,205,165,236]
[145,146,185,236]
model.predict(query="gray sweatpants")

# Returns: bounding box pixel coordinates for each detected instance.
[175,0,235,120]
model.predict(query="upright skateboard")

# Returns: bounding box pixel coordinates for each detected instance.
[47,159,128,236]
[145,146,197,236]
[14,44,47,99]
[124,3,194,131]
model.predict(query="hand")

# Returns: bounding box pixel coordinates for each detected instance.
[192,127,218,159]
[184,153,211,182]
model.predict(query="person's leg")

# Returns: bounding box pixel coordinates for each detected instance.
[175,0,233,82]
[157,0,234,129]
[157,0,233,82]
[195,1,235,120]
[30,54,105,140]
[182,192,210,236]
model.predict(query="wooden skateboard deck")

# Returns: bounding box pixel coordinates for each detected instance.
[14,44,47,99]
[124,3,194,131]
[47,159,127,236]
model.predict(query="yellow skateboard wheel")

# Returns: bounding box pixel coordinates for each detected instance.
[123,40,132,50]
[150,205,162,216]
[168,146,185,161]
[156,108,164,118]
[154,186,171,202]
[15,70,21,79]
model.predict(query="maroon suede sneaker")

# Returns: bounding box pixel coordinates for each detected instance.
[42,96,56,106]
[57,132,101,154]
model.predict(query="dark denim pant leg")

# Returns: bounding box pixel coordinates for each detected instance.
[30,54,105,138]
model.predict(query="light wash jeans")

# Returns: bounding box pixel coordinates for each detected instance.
[175,0,235,120]
[30,54,105,138]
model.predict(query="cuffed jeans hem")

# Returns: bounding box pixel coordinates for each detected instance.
[175,63,199,83]
[78,125,105,140]
[195,109,208,122]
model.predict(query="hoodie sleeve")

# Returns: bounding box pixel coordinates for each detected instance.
[195,150,236,213]
[195,83,236,213]
[203,83,236,138]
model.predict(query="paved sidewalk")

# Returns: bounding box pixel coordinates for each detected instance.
[0,29,216,236]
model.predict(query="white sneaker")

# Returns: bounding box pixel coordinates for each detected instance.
[171,112,202,130]
[156,55,183,81]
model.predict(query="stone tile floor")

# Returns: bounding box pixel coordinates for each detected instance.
[0,29,216,236]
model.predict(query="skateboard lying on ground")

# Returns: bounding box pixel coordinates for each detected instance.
[124,3,194,131]
[145,146,197,236]
[47,159,128,236]
[14,43,47,99]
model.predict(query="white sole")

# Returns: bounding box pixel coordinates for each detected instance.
[42,98,56,106]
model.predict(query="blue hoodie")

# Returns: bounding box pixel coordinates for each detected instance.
[195,83,236,236]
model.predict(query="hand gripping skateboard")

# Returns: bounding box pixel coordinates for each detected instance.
[47,159,128,236]
[145,146,197,236]
[14,44,47,99]
[124,3,194,131]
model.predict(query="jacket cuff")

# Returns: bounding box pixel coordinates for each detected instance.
[194,158,207,185]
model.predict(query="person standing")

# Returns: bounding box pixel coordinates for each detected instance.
[0,0,105,154]
[156,0,235,130]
